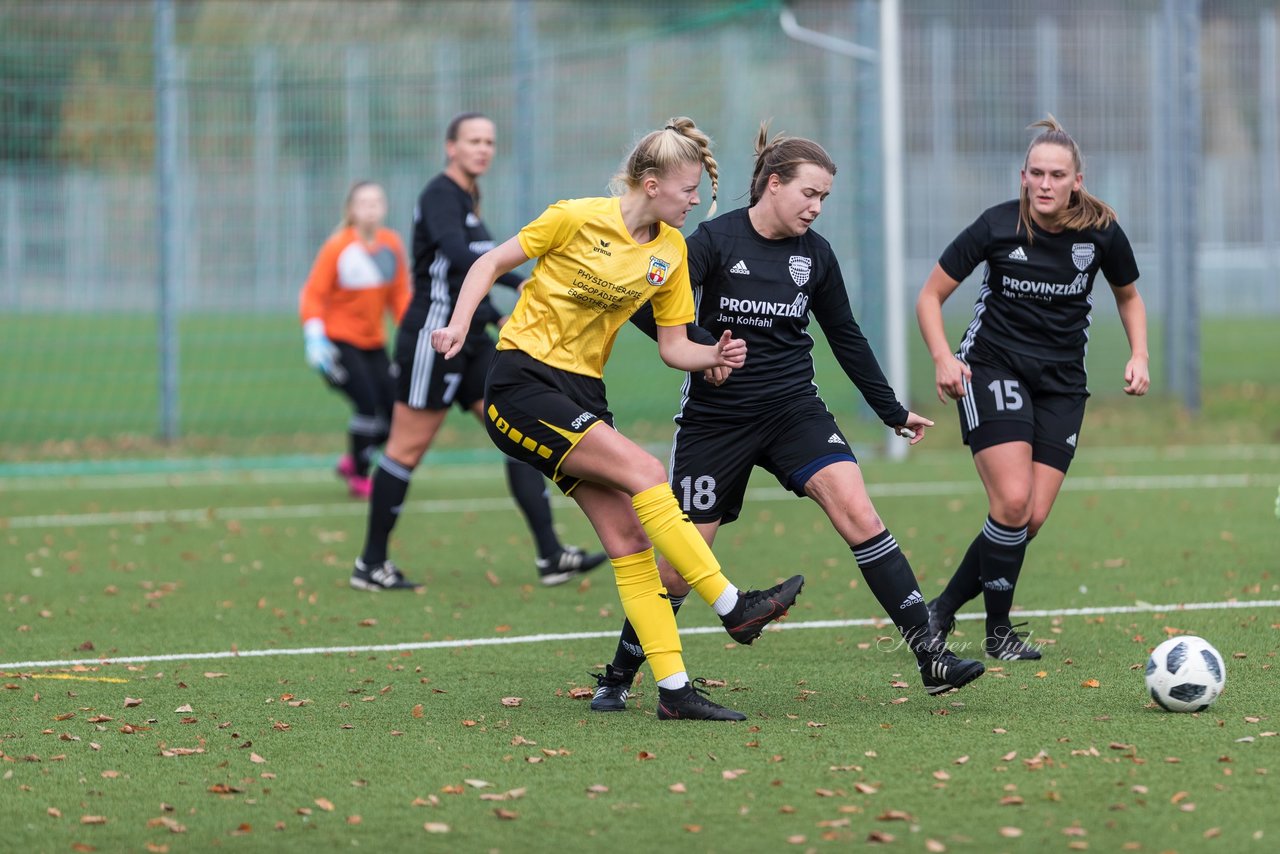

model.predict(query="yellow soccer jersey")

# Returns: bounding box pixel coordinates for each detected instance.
[499,197,694,378]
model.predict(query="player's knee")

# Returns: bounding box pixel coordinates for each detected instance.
[990,491,1033,526]
[631,453,669,490]
[842,508,884,542]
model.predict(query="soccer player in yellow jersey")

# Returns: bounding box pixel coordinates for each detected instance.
[432,118,804,721]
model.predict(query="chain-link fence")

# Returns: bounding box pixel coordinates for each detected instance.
[2,0,1276,445]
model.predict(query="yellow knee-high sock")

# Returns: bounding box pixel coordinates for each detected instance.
[612,549,684,683]
[632,484,729,606]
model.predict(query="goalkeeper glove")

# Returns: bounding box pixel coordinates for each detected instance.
[304,319,347,383]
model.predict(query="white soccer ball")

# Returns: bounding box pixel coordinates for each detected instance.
[1144,635,1226,713]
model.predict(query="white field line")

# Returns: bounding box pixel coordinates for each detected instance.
[2,598,1276,672]
[2,472,1273,531]
[2,443,1277,493]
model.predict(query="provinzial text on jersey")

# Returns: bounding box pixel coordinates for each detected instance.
[1001,273,1087,299]
[718,294,810,317]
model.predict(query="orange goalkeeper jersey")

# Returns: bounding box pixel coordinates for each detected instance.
[299,227,411,349]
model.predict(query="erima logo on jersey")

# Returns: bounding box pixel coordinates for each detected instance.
[1008,246,1028,261]
[827,433,845,445]
[465,213,480,227]
[729,260,750,275]
[593,239,612,256]
[1066,433,1077,447]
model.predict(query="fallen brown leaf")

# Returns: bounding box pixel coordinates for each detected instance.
[493,808,518,820]
[80,815,107,825]
[123,698,141,708]
[315,798,335,812]
[423,822,450,833]
[500,697,522,707]
[412,704,424,718]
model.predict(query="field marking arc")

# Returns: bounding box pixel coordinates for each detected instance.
[2,598,1276,672]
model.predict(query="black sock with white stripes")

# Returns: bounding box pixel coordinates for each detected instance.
[936,534,984,615]
[610,594,687,674]
[348,413,384,478]
[851,530,932,659]
[504,458,561,560]
[360,455,415,566]
[977,516,1029,637]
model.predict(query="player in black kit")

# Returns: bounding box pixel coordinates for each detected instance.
[351,112,604,591]
[916,116,1150,659]
[590,125,986,711]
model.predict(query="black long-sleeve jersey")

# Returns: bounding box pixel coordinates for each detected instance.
[940,199,1140,363]
[399,173,523,339]
[637,207,908,427]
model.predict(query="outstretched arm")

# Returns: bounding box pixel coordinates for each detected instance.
[431,236,530,358]
[655,325,746,373]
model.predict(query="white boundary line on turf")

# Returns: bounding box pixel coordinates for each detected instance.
[3,598,1277,672]
[2,443,1277,493]
[2,472,1272,530]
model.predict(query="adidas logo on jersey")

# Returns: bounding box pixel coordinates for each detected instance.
[983,577,1014,591]
[729,260,750,275]
[1008,246,1027,261]
[899,590,925,610]
[827,433,845,445]
[1066,433,1077,447]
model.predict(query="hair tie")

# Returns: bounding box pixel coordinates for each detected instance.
[664,125,677,131]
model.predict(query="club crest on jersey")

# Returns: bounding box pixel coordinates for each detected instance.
[788,255,812,287]
[1071,242,1095,271]
[647,256,671,286]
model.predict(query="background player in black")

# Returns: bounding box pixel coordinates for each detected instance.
[591,125,986,712]
[352,112,605,591]
[916,116,1149,659]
